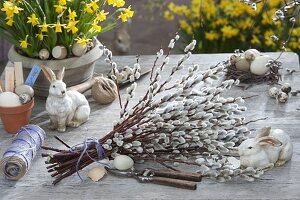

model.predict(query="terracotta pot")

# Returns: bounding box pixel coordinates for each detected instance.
[8,40,103,98]
[0,98,34,134]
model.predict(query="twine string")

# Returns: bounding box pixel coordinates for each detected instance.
[0,125,46,180]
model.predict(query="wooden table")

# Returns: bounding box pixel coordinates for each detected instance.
[0,53,299,200]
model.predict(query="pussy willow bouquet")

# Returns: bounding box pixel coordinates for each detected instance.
[0,0,134,58]
[164,0,299,54]
[42,34,266,185]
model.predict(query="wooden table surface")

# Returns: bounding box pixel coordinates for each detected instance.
[0,53,299,200]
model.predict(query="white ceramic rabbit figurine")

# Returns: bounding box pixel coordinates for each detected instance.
[238,127,293,168]
[41,66,90,132]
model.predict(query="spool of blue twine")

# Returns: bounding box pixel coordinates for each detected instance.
[0,124,46,180]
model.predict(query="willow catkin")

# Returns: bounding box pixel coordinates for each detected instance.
[91,77,118,104]
[0,125,45,180]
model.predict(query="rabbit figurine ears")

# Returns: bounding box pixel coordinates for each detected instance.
[256,126,282,147]
[41,65,65,82]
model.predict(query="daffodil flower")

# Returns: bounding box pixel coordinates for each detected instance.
[119,12,128,22]
[39,21,49,32]
[27,13,39,27]
[36,32,46,40]
[59,0,67,6]
[92,20,101,32]
[84,4,94,14]
[91,0,99,11]
[75,37,91,46]
[68,8,77,21]
[6,18,14,26]
[19,36,29,49]
[124,5,134,18]
[115,0,125,8]
[53,21,64,33]
[66,20,78,34]
[96,10,109,21]
[54,4,66,14]
[107,0,125,8]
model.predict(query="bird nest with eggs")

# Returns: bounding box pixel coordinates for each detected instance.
[225,49,282,84]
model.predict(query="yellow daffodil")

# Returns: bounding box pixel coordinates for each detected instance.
[164,11,174,21]
[221,26,239,39]
[6,18,14,26]
[119,12,127,22]
[36,32,46,41]
[115,0,125,7]
[66,20,78,34]
[68,8,77,21]
[96,10,109,21]
[39,21,49,32]
[91,0,99,11]
[19,36,29,49]
[107,0,125,8]
[205,32,219,41]
[124,6,134,18]
[59,0,67,6]
[92,20,101,32]
[1,1,23,18]
[54,21,64,33]
[27,13,39,27]
[107,0,115,5]
[75,37,91,46]
[84,4,94,14]
[54,4,66,14]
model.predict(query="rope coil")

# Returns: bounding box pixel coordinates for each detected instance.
[0,125,46,180]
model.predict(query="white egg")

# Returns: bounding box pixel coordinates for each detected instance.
[250,55,271,75]
[244,49,261,61]
[113,155,134,170]
[0,92,22,107]
[72,42,87,57]
[15,84,34,97]
[235,57,250,72]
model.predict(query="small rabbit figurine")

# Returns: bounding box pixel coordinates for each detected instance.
[238,127,293,168]
[41,66,90,132]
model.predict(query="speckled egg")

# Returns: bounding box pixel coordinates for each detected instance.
[281,83,291,94]
[269,87,279,98]
[276,92,289,103]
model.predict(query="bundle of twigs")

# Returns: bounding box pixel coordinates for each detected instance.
[43,34,266,185]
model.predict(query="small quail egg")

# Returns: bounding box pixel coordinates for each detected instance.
[281,83,291,94]
[276,92,288,103]
[269,87,279,98]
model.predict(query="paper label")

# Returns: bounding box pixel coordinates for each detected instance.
[25,65,41,86]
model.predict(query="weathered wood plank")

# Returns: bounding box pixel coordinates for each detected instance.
[0,52,299,200]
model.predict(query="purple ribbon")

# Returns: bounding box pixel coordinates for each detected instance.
[70,138,107,181]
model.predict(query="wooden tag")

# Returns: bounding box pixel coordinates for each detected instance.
[5,66,15,92]
[14,62,24,86]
